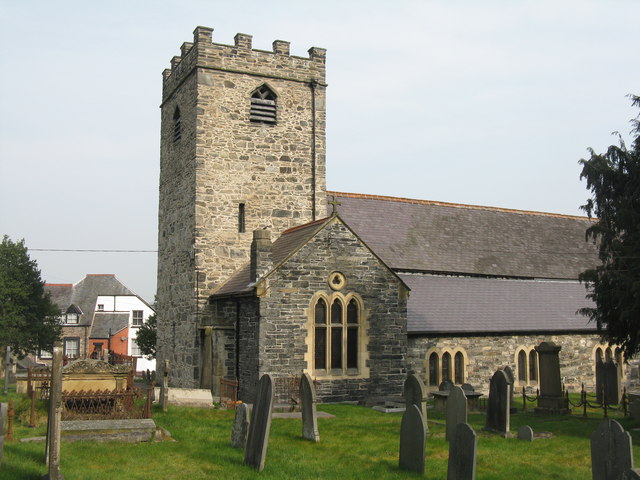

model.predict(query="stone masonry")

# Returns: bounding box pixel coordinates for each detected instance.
[157,26,327,387]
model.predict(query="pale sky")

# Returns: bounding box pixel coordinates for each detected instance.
[1,0,639,303]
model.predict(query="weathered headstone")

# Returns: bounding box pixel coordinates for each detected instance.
[447,423,476,480]
[603,360,621,405]
[485,369,510,436]
[502,366,517,413]
[517,425,534,442]
[535,341,570,414]
[244,374,274,471]
[300,373,319,442]
[231,403,250,448]
[596,357,605,404]
[630,399,640,421]
[399,404,425,474]
[160,360,169,412]
[0,402,6,466]
[622,469,640,480]
[45,342,64,480]
[404,373,428,434]
[446,385,467,442]
[591,419,634,480]
[439,379,454,392]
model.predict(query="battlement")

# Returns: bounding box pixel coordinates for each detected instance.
[162,26,326,102]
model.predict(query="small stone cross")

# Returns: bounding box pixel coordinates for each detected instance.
[329,195,341,215]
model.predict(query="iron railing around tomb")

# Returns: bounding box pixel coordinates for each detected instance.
[59,388,148,420]
[518,384,629,418]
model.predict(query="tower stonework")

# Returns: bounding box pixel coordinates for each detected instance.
[157,26,327,387]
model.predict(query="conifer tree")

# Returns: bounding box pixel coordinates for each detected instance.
[579,95,640,359]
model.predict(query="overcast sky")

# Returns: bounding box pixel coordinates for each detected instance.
[1,0,639,303]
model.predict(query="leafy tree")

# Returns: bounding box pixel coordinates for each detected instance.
[579,95,640,360]
[0,235,61,356]
[135,312,156,359]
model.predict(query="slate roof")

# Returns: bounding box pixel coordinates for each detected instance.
[212,218,330,296]
[45,274,137,327]
[400,273,596,334]
[90,313,130,339]
[329,192,598,279]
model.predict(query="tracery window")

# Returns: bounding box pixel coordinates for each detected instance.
[312,294,362,376]
[250,85,277,124]
[425,348,467,387]
[515,346,539,385]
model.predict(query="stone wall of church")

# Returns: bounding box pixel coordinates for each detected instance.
[157,26,328,388]
[407,333,640,395]
[254,218,408,404]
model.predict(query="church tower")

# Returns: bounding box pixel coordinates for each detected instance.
[157,26,327,386]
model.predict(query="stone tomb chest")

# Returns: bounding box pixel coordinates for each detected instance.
[62,359,132,392]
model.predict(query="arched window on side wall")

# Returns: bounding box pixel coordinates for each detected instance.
[517,350,527,382]
[441,352,451,382]
[428,352,439,386]
[454,351,464,384]
[528,350,538,381]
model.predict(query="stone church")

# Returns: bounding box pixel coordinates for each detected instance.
[156,26,639,404]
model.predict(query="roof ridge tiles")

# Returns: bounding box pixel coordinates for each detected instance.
[327,190,592,221]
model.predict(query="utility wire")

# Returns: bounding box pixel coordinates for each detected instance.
[31,248,157,253]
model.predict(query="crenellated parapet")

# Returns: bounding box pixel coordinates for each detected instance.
[162,26,326,103]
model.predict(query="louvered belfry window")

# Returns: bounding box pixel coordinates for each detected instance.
[250,85,277,124]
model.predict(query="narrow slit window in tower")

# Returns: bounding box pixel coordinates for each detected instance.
[173,107,182,142]
[238,203,245,233]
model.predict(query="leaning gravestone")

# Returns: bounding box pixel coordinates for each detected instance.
[0,402,6,466]
[300,373,319,442]
[244,374,274,471]
[404,373,428,434]
[502,366,517,413]
[591,419,634,480]
[447,422,476,480]
[399,404,425,474]
[446,385,467,442]
[231,403,250,449]
[485,369,510,436]
[517,425,534,442]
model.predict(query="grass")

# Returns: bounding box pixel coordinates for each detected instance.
[1,383,639,479]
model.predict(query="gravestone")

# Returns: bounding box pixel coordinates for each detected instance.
[300,373,319,442]
[630,399,640,421]
[622,469,640,479]
[534,341,570,415]
[399,404,425,474]
[244,374,274,471]
[439,380,454,392]
[596,358,605,404]
[517,425,534,442]
[603,360,621,405]
[447,423,476,480]
[591,419,634,480]
[160,360,169,412]
[0,402,6,466]
[446,385,467,442]
[502,366,517,413]
[45,342,64,480]
[404,373,428,434]
[231,403,250,449]
[485,369,510,436]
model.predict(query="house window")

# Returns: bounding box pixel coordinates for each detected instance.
[65,313,79,325]
[64,338,80,358]
[312,293,363,376]
[250,85,277,124]
[238,203,246,233]
[515,347,539,386]
[173,106,182,142]
[426,348,467,387]
[39,350,52,359]
[131,340,141,357]
[132,310,144,327]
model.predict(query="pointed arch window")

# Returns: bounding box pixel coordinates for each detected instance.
[428,352,439,386]
[442,352,451,382]
[250,85,277,124]
[312,294,363,376]
[173,106,182,142]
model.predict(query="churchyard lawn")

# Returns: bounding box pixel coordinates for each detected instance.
[1,388,639,479]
